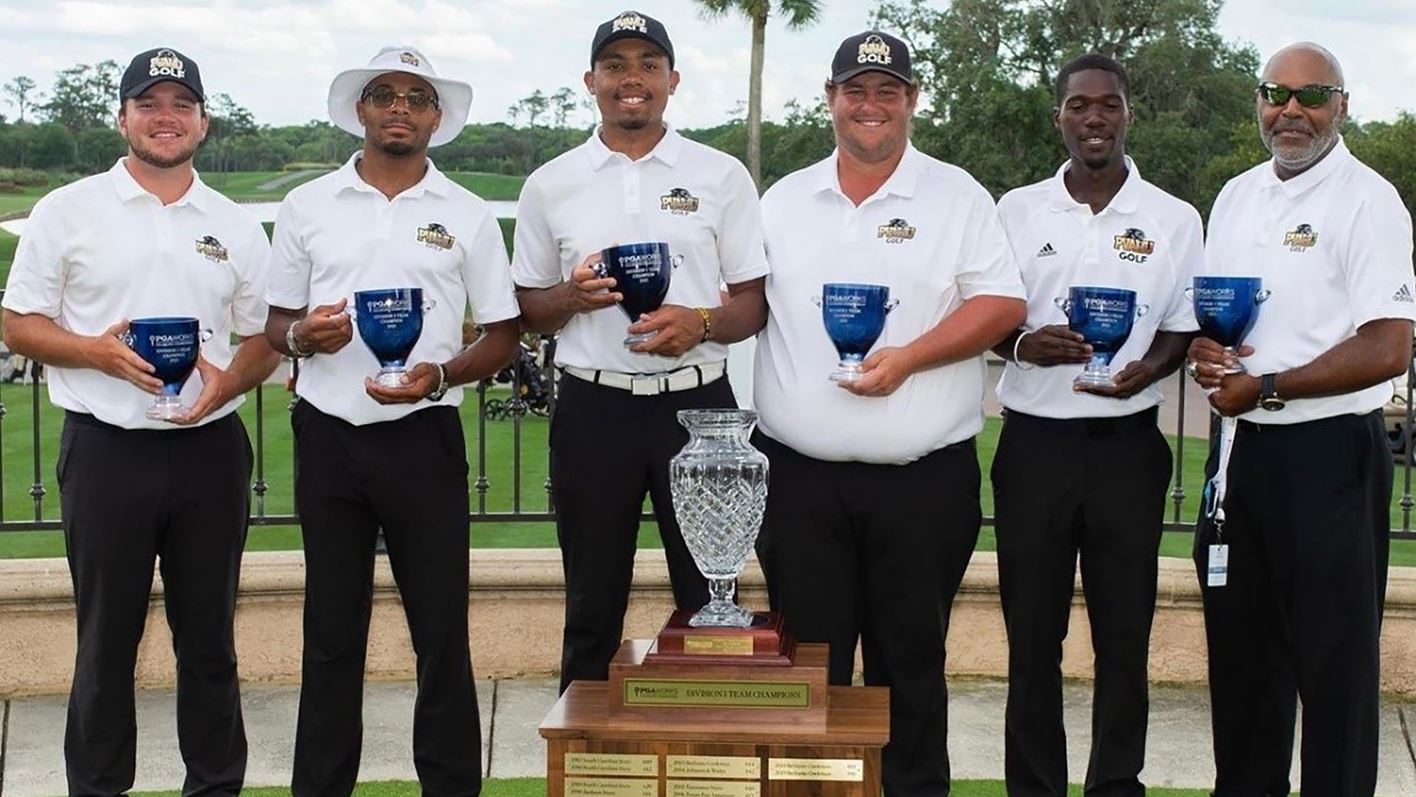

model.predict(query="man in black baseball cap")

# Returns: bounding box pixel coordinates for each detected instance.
[120,47,205,103]
[829,30,913,86]
[590,9,674,69]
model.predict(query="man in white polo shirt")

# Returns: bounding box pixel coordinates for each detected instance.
[752,31,1025,797]
[263,46,519,796]
[512,10,769,693]
[1188,43,1414,796]
[2,47,278,796]
[990,54,1201,797]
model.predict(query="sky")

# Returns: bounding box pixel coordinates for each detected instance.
[0,0,1412,131]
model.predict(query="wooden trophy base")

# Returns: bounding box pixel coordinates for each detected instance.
[644,610,795,667]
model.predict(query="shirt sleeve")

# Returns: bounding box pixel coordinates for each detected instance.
[509,175,564,290]
[2,193,67,318]
[956,187,1026,301]
[263,197,312,310]
[1158,204,1204,333]
[1345,185,1416,328]
[230,217,272,337]
[461,207,521,326]
[716,161,770,285]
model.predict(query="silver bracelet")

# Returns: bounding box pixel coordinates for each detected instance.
[1012,330,1035,371]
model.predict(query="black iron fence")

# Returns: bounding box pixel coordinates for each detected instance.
[0,332,1414,542]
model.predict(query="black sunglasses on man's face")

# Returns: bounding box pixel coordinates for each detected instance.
[1257,82,1343,109]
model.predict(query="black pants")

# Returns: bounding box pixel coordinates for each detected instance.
[1193,411,1390,797]
[290,401,481,797]
[550,373,735,692]
[59,411,252,797]
[990,409,1171,797]
[754,434,981,797]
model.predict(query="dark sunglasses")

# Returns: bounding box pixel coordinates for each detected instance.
[361,85,439,112]
[1257,82,1343,109]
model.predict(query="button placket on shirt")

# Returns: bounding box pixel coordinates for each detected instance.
[622,158,641,215]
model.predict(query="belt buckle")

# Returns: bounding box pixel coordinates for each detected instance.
[631,375,662,396]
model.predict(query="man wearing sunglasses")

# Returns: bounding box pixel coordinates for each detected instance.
[263,46,520,797]
[1188,43,1414,796]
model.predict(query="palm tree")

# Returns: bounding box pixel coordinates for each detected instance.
[694,0,823,189]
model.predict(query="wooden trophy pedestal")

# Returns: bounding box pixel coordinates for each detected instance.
[540,634,889,797]
[644,610,796,666]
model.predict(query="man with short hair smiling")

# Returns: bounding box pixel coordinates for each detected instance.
[263,46,520,797]
[2,47,279,796]
[1189,42,1414,796]
[512,10,769,693]
[990,53,1202,797]
[752,31,1025,797]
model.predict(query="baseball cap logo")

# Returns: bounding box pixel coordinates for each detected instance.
[858,34,892,65]
[399,51,419,66]
[149,49,186,79]
[613,12,648,33]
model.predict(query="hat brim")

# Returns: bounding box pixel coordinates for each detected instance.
[326,68,472,148]
[123,76,205,103]
[593,31,674,68]
[830,65,913,86]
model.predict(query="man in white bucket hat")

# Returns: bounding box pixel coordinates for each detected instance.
[264,45,519,797]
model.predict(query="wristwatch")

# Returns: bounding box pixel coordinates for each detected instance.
[1259,372,1285,412]
[426,362,449,402]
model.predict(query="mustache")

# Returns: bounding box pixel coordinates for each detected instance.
[1271,120,1316,135]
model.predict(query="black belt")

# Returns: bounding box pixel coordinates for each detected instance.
[1002,406,1160,437]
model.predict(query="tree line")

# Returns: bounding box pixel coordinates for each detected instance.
[0,0,1412,221]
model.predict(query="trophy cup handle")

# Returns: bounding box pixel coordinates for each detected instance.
[591,261,609,279]
[119,330,135,348]
[422,298,437,313]
[884,299,900,313]
[670,254,684,269]
[1053,296,1072,315]
[811,295,822,307]
[1183,286,1194,301]
[1135,303,1150,318]
[1254,289,1272,304]
[199,327,215,343]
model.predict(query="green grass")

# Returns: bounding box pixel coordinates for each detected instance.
[446,172,525,201]
[0,179,61,217]
[1,389,1414,566]
[119,779,1215,797]
[203,170,329,200]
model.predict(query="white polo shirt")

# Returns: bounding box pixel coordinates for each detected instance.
[1205,139,1416,424]
[995,159,1202,419]
[265,153,520,426]
[753,145,1026,465]
[510,125,769,374]
[2,159,269,430]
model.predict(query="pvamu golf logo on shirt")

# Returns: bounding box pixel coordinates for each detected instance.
[1113,227,1155,263]
[877,218,916,244]
[660,187,700,215]
[1283,223,1318,251]
[417,222,456,250]
[194,235,229,262]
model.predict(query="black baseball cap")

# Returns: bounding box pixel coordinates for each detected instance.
[120,47,205,103]
[591,10,675,69]
[830,31,913,86]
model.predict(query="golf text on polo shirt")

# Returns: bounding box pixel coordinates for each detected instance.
[2,159,270,430]
[996,158,1202,419]
[1205,138,1416,425]
[753,146,1026,464]
[510,126,769,373]
[264,154,520,425]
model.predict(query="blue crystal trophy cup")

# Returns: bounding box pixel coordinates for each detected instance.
[816,283,899,382]
[124,317,209,421]
[596,242,681,348]
[1055,286,1144,388]
[1188,276,1270,374]
[353,288,436,388]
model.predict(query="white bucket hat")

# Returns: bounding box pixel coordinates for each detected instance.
[326,45,472,147]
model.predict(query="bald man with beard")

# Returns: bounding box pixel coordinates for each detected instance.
[1187,43,1414,796]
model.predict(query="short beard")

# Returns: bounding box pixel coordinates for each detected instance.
[128,138,198,169]
[378,139,418,157]
[614,117,650,131]
[1262,123,1339,173]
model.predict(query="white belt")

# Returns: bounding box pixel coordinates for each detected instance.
[562,361,727,396]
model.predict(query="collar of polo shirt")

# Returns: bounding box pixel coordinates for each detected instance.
[330,152,454,199]
[109,157,210,212]
[809,144,923,201]
[1047,155,1142,215]
[586,123,684,169]
[1259,136,1352,199]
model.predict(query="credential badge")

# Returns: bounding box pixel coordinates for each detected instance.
[1283,223,1317,251]
[149,49,185,79]
[194,235,228,263]
[858,34,893,66]
[660,187,700,215]
[417,222,456,250]
[877,217,916,243]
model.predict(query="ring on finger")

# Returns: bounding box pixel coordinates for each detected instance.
[1185,360,1200,379]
